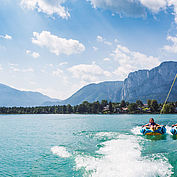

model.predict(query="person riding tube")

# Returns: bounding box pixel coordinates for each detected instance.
[142,118,161,131]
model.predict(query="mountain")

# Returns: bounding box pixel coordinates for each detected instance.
[63,81,123,105]
[45,61,177,106]
[1,61,177,107]
[0,83,60,107]
[43,81,123,106]
[121,61,177,103]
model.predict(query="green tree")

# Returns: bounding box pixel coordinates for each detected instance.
[101,100,108,107]
[109,101,113,113]
[161,104,170,114]
[73,105,78,113]
[91,102,99,114]
[62,105,67,114]
[120,100,126,107]
[175,101,177,107]
[128,103,138,113]
[126,102,129,106]
[150,100,159,113]
[66,104,73,114]
[162,103,175,114]
[136,100,144,107]
[78,104,86,114]
[147,99,151,108]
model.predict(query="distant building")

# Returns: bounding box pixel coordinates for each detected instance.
[144,104,148,108]
[103,105,109,112]
[121,107,128,113]
[122,107,128,111]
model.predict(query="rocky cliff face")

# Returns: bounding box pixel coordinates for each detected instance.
[121,61,177,103]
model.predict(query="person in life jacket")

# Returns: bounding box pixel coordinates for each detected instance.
[142,118,161,131]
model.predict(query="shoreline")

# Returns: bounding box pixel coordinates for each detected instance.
[0,113,176,115]
[0,99,176,114]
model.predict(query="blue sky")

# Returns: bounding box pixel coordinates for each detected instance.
[0,0,177,99]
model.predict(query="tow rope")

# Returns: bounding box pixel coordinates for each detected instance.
[160,73,177,114]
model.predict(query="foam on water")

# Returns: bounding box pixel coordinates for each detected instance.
[75,134,173,177]
[131,126,142,135]
[51,146,71,158]
[166,126,173,135]
[94,132,119,140]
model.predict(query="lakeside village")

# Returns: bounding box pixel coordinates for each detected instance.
[0,99,177,114]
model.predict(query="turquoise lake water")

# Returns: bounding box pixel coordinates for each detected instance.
[0,114,177,177]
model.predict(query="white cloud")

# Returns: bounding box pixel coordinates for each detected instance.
[32,31,85,56]
[112,44,160,80]
[0,34,12,40]
[96,35,112,45]
[59,62,68,66]
[10,65,34,72]
[32,52,40,58]
[9,63,18,67]
[26,50,40,58]
[97,35,104,42]
[4,34,12,39]
[168,1,177,23]
[32,87,61,99]
[104,57,111,61]
[139,0,167,13]
[20,0,70,19]
[22,68,34,72]
[26,50,31,54]
[104,41,112,46]
[68,63,111,83]
[90,0,146,17]
[10,66,20,72]
[93,46,98,51]
[90,0,177,24]
[141,0,177,23]
[52,68,63,76]
[163,35,177,53]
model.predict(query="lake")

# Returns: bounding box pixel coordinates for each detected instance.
[0,114,177,177]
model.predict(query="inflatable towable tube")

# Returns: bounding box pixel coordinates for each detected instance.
[140,126,166,135]
[170,126,177,135]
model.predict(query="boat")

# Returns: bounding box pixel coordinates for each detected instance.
[140,126,166,135]
[170,126,177,135]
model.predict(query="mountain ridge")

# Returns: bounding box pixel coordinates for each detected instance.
[52,61,177,105]
[0,83,60,107]
[43,81,123,106]
[0,61,176,106]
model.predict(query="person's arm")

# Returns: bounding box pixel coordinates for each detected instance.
[172,124,177,127]
[142,123,149,127]
[155,123,160,126]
